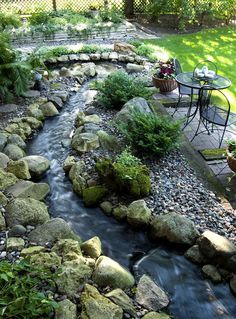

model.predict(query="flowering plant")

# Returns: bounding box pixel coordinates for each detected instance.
[153,59,176,79]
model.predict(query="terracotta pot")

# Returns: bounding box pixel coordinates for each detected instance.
[152,76,178,93]
[227,149,236,172]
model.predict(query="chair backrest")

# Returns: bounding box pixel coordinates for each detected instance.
[198,86,231,126]
[173,58,183,75]
[193,60,218,77]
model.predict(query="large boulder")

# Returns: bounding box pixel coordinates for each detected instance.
[97,130,120,151]
[39,102,59,117]
[92,256,135,289]
[105,289,136,317]
[29,218,80,245]
[136,275,169,311]
[83,185,107,207]
[80,284,123,319]
[6,180,50,201]
[127,200,151,228]
[71,132,99,153]
[0,168,18,191]
[81,236,102,259]
[55,299,77,319]
[21,155,50,178]
[150,212,200,245]
[197,230,236,268]
[3,144,25,160]
[5,198,50,227]
[7,160,31,180]
[115,97,152,124]
[30,252,62,268]
[0,152,10,169]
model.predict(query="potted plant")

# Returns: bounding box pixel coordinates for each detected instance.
[226,139,236,172]
[152,59,178,93]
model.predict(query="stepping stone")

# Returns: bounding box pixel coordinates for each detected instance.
[0,104,18,113]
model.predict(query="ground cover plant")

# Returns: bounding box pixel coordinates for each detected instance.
[0,260,58,318]
[95,70,151,109]
[141,27,236,111]
[116,110,181,156]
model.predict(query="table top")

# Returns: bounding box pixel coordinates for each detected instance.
[175,72,231,90]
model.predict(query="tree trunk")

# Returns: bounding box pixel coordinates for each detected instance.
[124,0,134,18]
[52,0,57,11]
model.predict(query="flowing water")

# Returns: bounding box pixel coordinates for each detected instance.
[27,64,236,318]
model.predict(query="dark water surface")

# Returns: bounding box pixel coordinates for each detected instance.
[27,66,236,318]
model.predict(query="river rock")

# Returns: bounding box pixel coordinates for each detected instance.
[20,117,43,130]
[6,237,25,251]
[142,312,171,319]
[115,97,152,124]
[8,224,27,237]
[126,63,145,73]
[0,168,18,191]
[63,156,76,173]
[105,289,136,317]
[202,264,222,283]
[197,230,236,263]
[230,276,236,294]
[7,134,26,150]
[136,275,169,311]
[97,130,120,151]
[226,254,236,271]
[78,62,97,77]
[100,201,113,216]
[48,96,63,109]
[59,67,72,77]
[7,160,31,179]
[150,212,200,245]
[30,251,62,268]
[23,90,40,98]
[80,284,123,319]
[0,152,10,169]
[3,144,25,160]
[27,103,45,121]
[81,236,102,258]
[29,218,80,245]
[5,198,50,227]
[6,180,50,201]
[72,175,87,196]
[127,200,151,228]
[69,161,86,180]
[93,256,135,289]
[83,185,107,207]
[83,123,100,133]
[185,245,207,264]
[21,246,45,257]
[0,192,8,206]
[39,102,59,117]
[21,155,50,178]
[0,212,6,231]
[113,204,128,221]
[55,299,77,319]
[71,132,100,153]
[52,239,82,257]
[0,133,8,151]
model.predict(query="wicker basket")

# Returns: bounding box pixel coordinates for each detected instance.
[152,76,178,93]
[227,149,236,172]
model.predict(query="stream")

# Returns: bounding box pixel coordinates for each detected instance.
[27,64,236,319]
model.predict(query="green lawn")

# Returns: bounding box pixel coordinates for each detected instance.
[142,27,236,112]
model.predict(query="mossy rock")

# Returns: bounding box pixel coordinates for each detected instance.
[30,252,62,268]
[7,159,31,180]
[0,168,18,191]
[83,185,107,207]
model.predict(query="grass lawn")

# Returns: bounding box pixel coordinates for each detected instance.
[142,27,236,112]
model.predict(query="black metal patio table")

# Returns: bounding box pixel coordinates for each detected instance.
[175,72,231,127]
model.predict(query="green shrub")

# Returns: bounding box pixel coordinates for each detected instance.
[96,149,151,198]
[116,110,181,156]
[0,13,22,30]
[0,260,58,318]
[29,12,50,25]
[96,70,151,109]
[99,6,124,24]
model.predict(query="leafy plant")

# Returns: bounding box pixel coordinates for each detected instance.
[116,110,181,156]
[0,260,58,318]
[226,139,236,157]
[99,6,124,23]
[95,70,151,109]
[29,11,50,25]
[0,13,22,31]
[96,149,151,198]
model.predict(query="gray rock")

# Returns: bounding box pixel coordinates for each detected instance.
[8,224,27,237]
[202,264,222,283]
[0,104,18,113]
[100,201,113,216]
[5,198,50,227]
[105,289,136,317]
[115,97,152,124]
[69,161,86,181]
[72,175,87,196]
[80,284,123,319]
[83,123,100,133]
[93,256,135,289]
[29,218,80,245]
[48,96,63,109]
[0,152,10,169]
[21,155,50,178]
[0,212,6,231]
[81,236,102,259]
[63,156,76,173]
[39,102,59,117]
[127,200,151,228]
[0,192,8,206]
[0,133,8,152]
[71,132,100,153]
[150,212,200,245]
[7,134,26,150]
[59,67,72,77]
[3,144,25,160]
[113,205,128,221]
[126,63,145,73]
[6,180,50,201]
[136,275,169,311]
[57,55,69,62]
[23,90,40,98]
[27,104,45,121]
[55,299,77,319]
[185,245,207,264]
[6,237,25,251]
[97,130,120,151]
